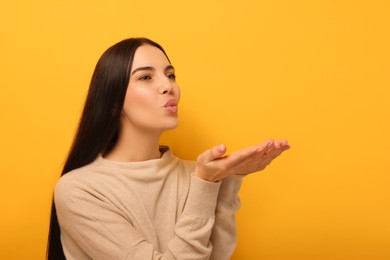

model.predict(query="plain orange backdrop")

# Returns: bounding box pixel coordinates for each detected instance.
[1,0,389,259]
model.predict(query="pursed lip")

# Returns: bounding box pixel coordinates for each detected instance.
[164,99,178,107]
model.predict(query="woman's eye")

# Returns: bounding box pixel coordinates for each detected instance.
[139,75,152,81]
[167,73,176,80]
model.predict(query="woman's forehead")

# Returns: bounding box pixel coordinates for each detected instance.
[131,45,170,71]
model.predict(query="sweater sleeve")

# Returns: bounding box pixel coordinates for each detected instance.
[54,175,221,260]
[209,175,243,260]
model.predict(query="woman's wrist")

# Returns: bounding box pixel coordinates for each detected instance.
[193,169,222,183]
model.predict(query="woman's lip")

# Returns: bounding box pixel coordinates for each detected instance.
[165,105,178,113]
[164,99,177,107]
[164,99,178,113]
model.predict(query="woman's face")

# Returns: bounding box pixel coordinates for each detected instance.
[121,44,180,134]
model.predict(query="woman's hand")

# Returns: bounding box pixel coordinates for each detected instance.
[194,139,290,182]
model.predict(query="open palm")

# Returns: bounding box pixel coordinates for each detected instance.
[194,139,290,182]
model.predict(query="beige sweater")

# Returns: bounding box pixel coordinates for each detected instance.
[55,147,243,260]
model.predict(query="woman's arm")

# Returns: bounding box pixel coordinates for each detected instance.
[195,139,290,259]
[210,175,243,260]
[55,174,221,260]
[55,139,289,259]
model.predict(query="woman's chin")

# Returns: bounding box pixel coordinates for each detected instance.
[163,120,179,131]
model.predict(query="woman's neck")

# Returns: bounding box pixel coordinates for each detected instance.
[103,127,162,162]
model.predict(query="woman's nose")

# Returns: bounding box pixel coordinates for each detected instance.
[159,76,174,94]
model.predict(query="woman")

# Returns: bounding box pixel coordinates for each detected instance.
[47,37,290,260]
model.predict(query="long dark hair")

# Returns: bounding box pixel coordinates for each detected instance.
[47,37,169,259]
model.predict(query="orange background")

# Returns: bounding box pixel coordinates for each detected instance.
[1,0,389,259]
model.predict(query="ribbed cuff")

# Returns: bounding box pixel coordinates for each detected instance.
[183,175,222,218]
[218,175,243,203]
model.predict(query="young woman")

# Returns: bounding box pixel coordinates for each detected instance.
[47,37,290,260]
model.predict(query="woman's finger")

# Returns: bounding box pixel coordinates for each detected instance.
[255,139,275,152]
[232,142,290,175]
[225,140,275,170]
[199,144,227,164]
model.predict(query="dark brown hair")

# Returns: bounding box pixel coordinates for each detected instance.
[47,37,169,259]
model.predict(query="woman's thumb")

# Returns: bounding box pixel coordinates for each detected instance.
[206,144,226,162]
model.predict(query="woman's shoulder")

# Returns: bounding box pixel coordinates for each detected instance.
[54,160,103,199]
[55,166,92,188]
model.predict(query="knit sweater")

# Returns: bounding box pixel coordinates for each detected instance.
[54,147,243,260]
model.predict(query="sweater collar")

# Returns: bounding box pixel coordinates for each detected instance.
[95,145,175,170]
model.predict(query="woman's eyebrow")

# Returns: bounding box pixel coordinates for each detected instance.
[132,65,175,75]
[131,66,155,75]
[165,65,175,71]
